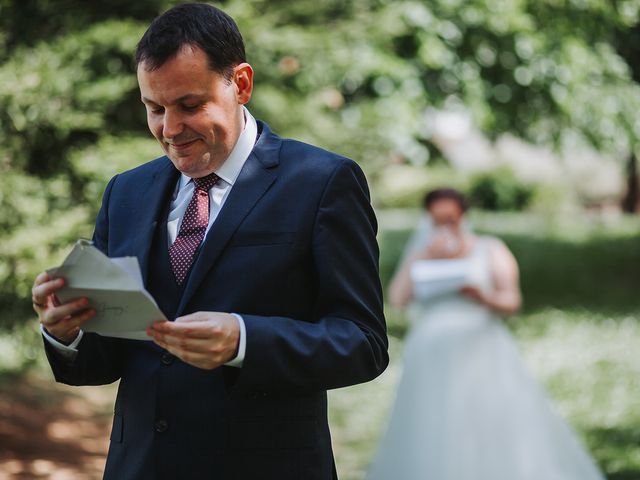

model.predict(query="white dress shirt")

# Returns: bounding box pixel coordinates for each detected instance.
[42,107,257,368]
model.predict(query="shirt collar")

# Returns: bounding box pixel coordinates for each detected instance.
[178,106,257,190]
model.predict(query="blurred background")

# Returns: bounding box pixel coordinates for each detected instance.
[0,0,639,478]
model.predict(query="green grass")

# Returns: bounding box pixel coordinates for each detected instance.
[329,309,640,480]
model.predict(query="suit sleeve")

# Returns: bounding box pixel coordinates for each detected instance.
[44,174,125,386]
[229,159,389,393]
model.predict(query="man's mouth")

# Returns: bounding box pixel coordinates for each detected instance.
[168,139,199,150]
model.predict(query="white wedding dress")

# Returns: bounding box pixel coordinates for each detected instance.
[367,236,605,480]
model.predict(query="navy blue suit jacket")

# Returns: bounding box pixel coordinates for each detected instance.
[45,121,388,480]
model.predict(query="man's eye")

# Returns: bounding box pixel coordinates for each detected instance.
[183,104,200,111]
[151,107,165,114]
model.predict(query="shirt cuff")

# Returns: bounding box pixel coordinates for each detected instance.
[40,324,83,361]
[224,313,246,368]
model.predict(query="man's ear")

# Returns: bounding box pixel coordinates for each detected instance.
[233,63,253,105]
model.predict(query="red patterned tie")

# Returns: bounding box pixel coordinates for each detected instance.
[169,173,219,285]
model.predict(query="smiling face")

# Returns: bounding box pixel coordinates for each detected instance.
[137,45,253,178]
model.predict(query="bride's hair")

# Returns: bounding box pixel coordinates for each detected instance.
[423,188,468,212]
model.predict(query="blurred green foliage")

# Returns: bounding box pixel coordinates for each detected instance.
[0,20,144,174]
[2,0,640,330]
[468,168,535,210]
[373,165,472,207]
[372,164,561,211]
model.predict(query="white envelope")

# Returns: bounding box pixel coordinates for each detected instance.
[46,239,167,340]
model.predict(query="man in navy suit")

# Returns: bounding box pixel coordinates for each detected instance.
[31,3,388,479]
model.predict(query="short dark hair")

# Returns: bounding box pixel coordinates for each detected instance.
[135,3,246,79]
[423,188,468,212]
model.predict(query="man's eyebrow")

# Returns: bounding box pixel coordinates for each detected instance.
[140,96,158,105]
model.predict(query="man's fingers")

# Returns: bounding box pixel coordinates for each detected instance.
[42,307,95,344]
[32,277,64,305]
[147,313,239,370]
[66,308,97,329]
[32,300,47,310]
[174,312,216,323]
[52,313,93,334]
[34,271,50,286]
[150,320,218,339]
[41,297,90,326]
[151,332,216,353]
[151,337,223,370]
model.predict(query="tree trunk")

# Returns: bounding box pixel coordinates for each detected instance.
[622,153,639,213]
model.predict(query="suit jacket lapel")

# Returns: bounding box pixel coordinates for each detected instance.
[176,123,281,315]
[130,157,180,286]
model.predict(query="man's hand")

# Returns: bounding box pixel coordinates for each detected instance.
[32,272,96,344]
[147,312,240,370]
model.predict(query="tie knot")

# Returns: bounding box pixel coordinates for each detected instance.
[193,173,219,192]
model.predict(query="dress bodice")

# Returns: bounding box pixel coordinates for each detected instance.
[407,236,495,329]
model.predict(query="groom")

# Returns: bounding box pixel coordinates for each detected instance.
[31,3,388,479]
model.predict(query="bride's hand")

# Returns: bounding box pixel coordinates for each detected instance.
[425,230,466,259]
[460,285,486,304]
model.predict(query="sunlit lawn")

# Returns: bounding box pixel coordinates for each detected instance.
[0,308,638,479]
[329,308,640,480]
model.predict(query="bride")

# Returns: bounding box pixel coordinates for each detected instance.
[367,188,604,480]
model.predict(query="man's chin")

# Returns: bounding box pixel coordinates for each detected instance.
[167,156,213,178]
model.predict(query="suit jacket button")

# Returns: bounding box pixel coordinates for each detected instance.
[161,352,174,365]
[155,419,168,433]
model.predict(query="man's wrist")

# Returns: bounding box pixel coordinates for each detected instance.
[41,324,83,352]
[43,327,72,346]
[225,313,246,368]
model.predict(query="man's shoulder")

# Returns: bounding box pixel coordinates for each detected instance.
[266,131,359,179]
[280,139,367,189]
[109,155,173,186]
[257,120,349,169]
[280,137,342,161]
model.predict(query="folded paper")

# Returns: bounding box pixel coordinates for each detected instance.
[46,240,166,340]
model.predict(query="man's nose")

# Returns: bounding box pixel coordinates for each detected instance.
[162,110,184,140]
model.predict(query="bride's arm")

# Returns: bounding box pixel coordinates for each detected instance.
[388,251,422,309]
[461,239,521,315]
